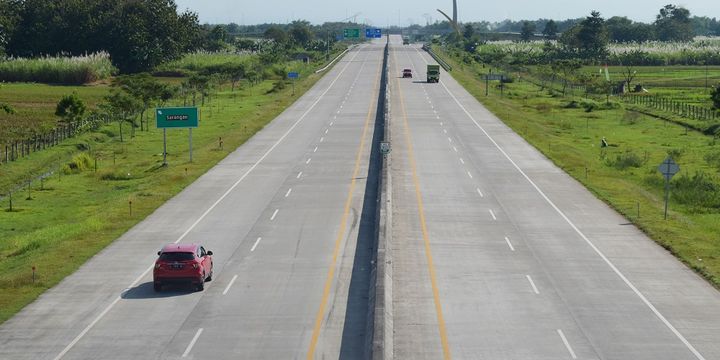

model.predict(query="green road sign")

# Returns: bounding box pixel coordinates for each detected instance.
[343,28,360,38]
[156,107,199,128]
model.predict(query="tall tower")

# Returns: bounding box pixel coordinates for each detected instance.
[453,0,457,25]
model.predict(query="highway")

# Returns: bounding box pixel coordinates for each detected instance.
[388,35,720,360]
[0,42,384,359]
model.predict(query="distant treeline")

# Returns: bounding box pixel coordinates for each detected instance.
[0,0,205,73]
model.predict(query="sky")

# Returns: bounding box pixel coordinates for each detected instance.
[174,0,719,26]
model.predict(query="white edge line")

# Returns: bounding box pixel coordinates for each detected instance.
[270,209,279,221]
[426,47,707,360]
[222,275,238,295]
[251,237,262,252]
[52,45,367,360]
[505,236,515,251]
[182,328,204,358]
[526,275,540,294]
[557,329,578,359]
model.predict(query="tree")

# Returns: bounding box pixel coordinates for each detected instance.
[103,89,140,142]
[552,59,582,96]
[55,93,86,125]
[542,20,558,40]
[289,20,313,47]
[463,24,475,40]
[113,74,168,131]
[576,11,608,60]
[520,21,536,41]
[655,5,693,42]
[712,85,720,110]
[621,65,637,92]
[264,26,288,44]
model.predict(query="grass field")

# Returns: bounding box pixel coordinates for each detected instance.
[0,63,331,324]
[0,52,117,84]
[439,48,720,289]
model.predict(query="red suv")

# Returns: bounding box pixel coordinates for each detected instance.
[153,244,213,291]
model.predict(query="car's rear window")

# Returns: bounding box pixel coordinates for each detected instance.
[159,252,195,261]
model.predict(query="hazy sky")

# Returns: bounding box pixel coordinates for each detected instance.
[174,0,719,26]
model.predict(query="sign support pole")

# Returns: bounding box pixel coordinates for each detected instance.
[163,128,168,166]
[189,128,193,163]
[664,179,669,220]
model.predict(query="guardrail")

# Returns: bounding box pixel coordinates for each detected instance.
[314,45,356,74]
[422,44,453,72]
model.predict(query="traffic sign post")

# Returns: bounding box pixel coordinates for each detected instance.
[288,72,299,95]
[657,157,680,219]
[156,107,199,166]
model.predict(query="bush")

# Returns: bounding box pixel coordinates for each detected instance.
[672,171,720,210]
[97,169,132,181]
[62,152,93,174]
[704,151,720,171]
[607,150,646,170]
[266,80,286,94]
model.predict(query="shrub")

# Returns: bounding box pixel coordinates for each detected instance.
[704,151,720,171]
[666,148,685,161]
[62,152,93,174]
[672,171,720,210]
[607,150,646,170]
[97,169,132,181]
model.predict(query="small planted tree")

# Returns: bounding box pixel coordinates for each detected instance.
[712,84,720,111]
[104,89,140,142]
[55,93,86,125]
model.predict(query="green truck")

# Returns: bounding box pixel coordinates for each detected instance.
[427,64,440,83]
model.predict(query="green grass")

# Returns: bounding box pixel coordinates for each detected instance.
[0,52,117,84]
[0,67,331,324]
[439,48,720,289]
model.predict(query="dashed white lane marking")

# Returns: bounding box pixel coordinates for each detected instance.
[270,209,279,221]
[452,146,457,152]
[320,137,324,142]
[505,237,515,251]
[182,328,204,358]
[325,129,329,134]
[251,237,262,252]
[337,110,341,114]
[459,158,465,165]
[557,329,578,359]
[306,158,312,164]
[489,209,496,220]
[297,171,303,179]
[467,171,473,179]
[448,137,453,143]
[313,146,318,153]
[285,188,293,197]
[330,121,334,126]
[443,129,448,134]
[437,116,441,119]
[526,275,540,294]
[476,188,484,197]
[222,275,238,295]
[440,122,444,126]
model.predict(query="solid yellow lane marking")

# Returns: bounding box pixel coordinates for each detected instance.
[306,52,382,359]
[392,46,452,359]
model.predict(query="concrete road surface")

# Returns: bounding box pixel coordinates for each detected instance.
[388,35,720,360]
[0,42,385,359]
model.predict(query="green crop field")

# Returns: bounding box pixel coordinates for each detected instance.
[0,63,332,324]
[439,48,720,289]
